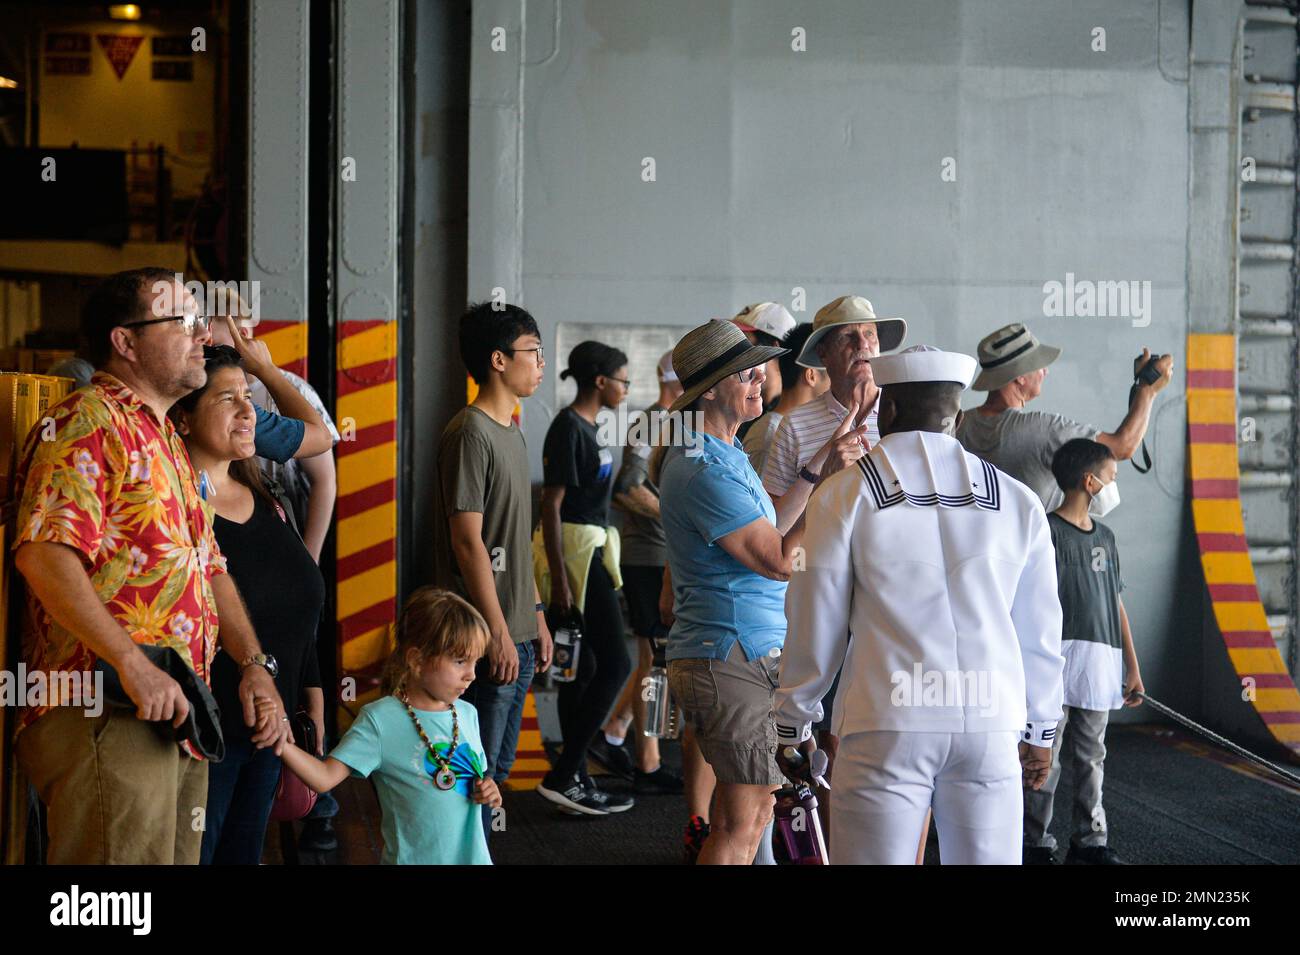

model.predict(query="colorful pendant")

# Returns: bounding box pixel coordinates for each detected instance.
[434,768,457,791]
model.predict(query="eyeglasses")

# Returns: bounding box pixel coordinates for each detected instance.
[508,345,545,363]
[736,367,763,383]
[607,377,631,389]
[122,313,212,338]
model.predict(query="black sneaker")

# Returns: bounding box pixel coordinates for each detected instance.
[579,772,634,813]
[1066,845,1126,865]
[1023,846,1060,865]
[537,772,609,815]
[587,736,636,781]
[634,765,684,795]
[297,817,339,852]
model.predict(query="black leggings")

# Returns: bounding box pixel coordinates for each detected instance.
[554,552,631,780]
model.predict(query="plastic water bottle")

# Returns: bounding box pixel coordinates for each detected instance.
[640,666,679,739]
[773,747,828,864]
[548,614,582,683]
[773,782,828,865]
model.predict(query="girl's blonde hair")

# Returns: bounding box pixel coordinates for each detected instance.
[380,587,491,695]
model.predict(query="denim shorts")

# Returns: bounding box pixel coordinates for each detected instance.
[668,643,784,788]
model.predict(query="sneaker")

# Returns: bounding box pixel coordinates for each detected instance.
[297,817,339,852]
[1022,846,1059,865]
[587,736,636,781]
[537,773,626,816]
[1066,845,1126,865]
[683,814,710,864]
[578,772,634,812]
[634,765,684,795]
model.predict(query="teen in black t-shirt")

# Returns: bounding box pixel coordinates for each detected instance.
[537,340,636,815]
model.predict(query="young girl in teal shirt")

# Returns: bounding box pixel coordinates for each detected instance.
[278,588,502,864]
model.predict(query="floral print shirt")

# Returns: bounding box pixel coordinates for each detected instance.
[12,372,227,750]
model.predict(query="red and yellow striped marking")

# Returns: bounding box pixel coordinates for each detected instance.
[255,320,309,381]
[504,690,547,791]
[336,319,398,728]
[1188,334,1300,752]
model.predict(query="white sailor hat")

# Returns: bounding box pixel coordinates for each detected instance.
[868,344,978,390]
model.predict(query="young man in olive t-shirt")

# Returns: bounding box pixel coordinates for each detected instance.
[436,302,553,838]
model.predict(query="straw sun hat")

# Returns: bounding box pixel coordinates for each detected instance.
[668,319,788,414]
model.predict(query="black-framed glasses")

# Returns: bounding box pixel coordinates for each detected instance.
[122,313,212,338]
[507,345,545,363]
[607,376,631,389]
[736,366,762,383]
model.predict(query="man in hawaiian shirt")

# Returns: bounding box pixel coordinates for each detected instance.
[13,268,291,865]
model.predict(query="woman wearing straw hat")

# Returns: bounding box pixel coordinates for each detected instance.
[657,319,861,865]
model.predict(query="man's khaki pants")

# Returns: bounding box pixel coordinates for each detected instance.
[18,705,209,864]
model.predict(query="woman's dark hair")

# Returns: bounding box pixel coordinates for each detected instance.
[170,345,277,509]
[560,340,628,390]
[458,301,541,384]
[1051,438,1115,493]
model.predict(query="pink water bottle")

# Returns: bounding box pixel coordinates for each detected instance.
[773,747,829,865]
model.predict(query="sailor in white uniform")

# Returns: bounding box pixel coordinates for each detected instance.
[773,345,1065,865]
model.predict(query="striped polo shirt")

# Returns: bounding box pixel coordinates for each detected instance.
[761,390,880,497]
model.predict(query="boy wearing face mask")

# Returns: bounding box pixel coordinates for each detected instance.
[1023,438,1144,865]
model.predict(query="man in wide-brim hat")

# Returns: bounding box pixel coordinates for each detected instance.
[762,295,908,513]
[957,323,1173,512]
[775,345,1067,865]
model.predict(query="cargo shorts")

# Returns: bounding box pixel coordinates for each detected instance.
[668,642,784,788]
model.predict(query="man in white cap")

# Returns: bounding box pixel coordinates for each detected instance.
[732,302,797,434]
[957,323,1173,512]
[743,323,829,479]
[774,345,1066,865]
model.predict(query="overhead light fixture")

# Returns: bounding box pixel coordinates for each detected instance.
[0,77,18,90]
[108,4,142,20]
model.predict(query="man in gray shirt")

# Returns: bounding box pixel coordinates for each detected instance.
[957,323,1173,512]
[436,302,553,839]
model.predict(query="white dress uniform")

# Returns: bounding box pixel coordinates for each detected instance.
[774,347,1065,865]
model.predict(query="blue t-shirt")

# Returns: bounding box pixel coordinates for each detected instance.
[659,430,788,662]
[330,695,492,865]
[254,405,305,464]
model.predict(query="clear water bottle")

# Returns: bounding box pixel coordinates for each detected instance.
[640,666,679,739]
[548,613,582,683]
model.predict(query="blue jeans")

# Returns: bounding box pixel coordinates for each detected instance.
[201,735,282,865]
[462,639,536,837]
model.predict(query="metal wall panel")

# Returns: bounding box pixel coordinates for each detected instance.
[333,0,401,723]
[246,0,310,376]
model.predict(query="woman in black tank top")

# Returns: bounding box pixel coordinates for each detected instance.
[172,345,326,864]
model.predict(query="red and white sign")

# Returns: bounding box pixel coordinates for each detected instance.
[96,34,144,80]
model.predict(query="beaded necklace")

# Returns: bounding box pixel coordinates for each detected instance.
[400,690,459,791]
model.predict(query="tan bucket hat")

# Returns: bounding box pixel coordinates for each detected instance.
[668,319,788,414]
[796,295,908,368]
[971,323,1061,391]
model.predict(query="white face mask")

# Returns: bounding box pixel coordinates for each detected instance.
[1088,474,1120,518]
